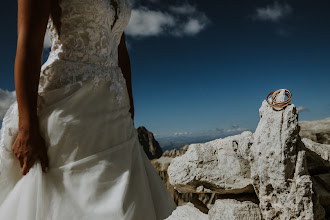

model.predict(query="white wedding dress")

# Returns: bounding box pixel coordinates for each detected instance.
[0,0,177,219]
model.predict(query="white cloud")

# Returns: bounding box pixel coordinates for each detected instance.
[169,4,197,15]
[125,8,175,37]
[254,2,292,22]
[296,106,309,113]
[125,3,209,38]
[182,17,207,35]
[43,29,52,49]
[0,89,16,121]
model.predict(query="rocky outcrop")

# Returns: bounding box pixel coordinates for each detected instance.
[168,132,254,194]
[137,126,163,159]
[247,96,315,219]
[208,199,262,220]
[162,145,189,158]
[165,89,329,219]
[299,117,330,144]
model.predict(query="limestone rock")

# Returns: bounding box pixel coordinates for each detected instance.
[249,90,315,219]
[302,138,330,163]
[312,174,330,218]
[165,202,208,220]
[167,131,254,194]
[151,156,174,172]
[299,117,330,144]
[137,126,163,159]
[208,199,262,220]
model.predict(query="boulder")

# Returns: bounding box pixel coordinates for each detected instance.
[299,117,330,144]
[302,138,330,163]
[208,199,262,220]
[167,131,254,194]
[164,202,208,220]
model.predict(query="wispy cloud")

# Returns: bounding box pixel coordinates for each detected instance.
[216,124,246,134]
[296,106,309,113]
[0,89,16,121]
[169,4,197,15]
[174,131,192,136]
[125,3,210,38]
[254,2,292,22]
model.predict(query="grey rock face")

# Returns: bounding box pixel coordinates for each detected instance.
[167,131,254,194]
[208,199,262,220]
[299,117,330,144]
[137,126,163,159]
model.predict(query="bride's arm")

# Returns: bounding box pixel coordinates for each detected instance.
[13,0,50,175]
[118,32,134,122]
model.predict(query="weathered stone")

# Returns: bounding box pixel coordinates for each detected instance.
[165,202,208,220]
[299,117,330,144]
[249,90,316,219]
[208,199,262,220]
[314,173,330,191]
[312,175,330,217]
[168,131,254,194]
[302,138,330,163]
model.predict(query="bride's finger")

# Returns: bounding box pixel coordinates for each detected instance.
[22,156,36,175]
[39,152,49,172]
[22,157,29,175]
[18,154,24,168]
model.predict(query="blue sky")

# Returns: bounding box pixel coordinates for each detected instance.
[1,0,330,139]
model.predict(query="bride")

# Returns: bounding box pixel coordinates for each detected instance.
[0,0,177,219]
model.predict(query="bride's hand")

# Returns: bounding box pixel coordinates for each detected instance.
[12,128,49,175]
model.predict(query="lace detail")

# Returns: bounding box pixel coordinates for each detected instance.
[40,0,131,104]
[0,102,18,156]
[39,59,127,104]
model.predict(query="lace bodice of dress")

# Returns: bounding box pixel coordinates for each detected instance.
[48,0,131,66]
[39,0,131,103]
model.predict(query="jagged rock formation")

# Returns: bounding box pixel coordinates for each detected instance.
[137,126,163,159]
[299,117,330,144]
[165,89,329,219]
[247,96,314,219]
[162,145,189,157]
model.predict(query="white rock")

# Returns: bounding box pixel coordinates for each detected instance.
[302,138,330,163]
[299,117,330,144]
[165,202,208,220]
[249,90,315,219]
[208,199,262,220]
[167,131,254,194]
